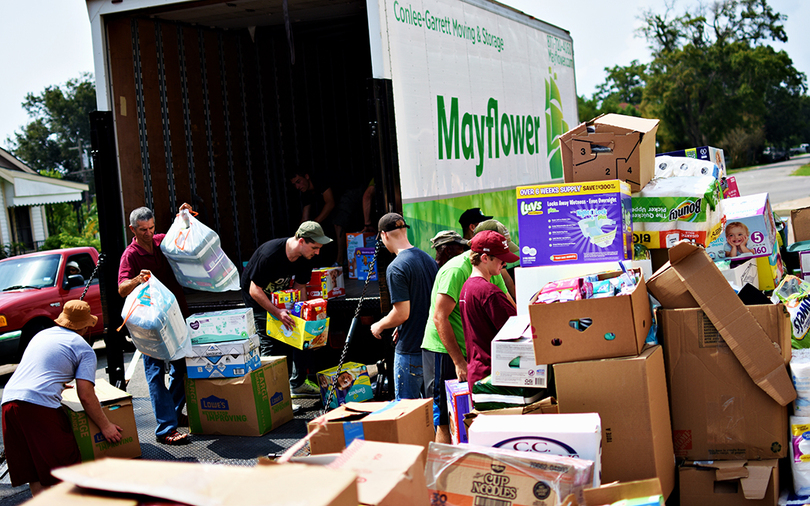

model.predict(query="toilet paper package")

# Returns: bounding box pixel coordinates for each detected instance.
[653,155,720,179]
[516,180,632,267]
[631,176,723,249]
[790,416,810,495]
[658,145,727,178]
[791,349,810,416]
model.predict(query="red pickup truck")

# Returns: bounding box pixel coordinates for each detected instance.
[0,247,103,364]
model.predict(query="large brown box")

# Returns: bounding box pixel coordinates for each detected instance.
[529,273,651,365]
[679,460,779,506]
[554,345,675,499]
[560,113,659,192]
[791,206,810,242]
[308,399,434,455]
[660,304,790,460]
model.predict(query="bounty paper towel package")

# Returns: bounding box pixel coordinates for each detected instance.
[631,175,723,249]
[516,180,632,267]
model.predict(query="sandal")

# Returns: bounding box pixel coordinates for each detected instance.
[156,430,189,445]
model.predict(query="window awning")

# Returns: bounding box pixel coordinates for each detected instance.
[0,168,88,207]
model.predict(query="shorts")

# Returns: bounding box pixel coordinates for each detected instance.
[423,350,456,427]
[2,400,81,487]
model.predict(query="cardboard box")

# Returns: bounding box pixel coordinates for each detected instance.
[529,271,651,365]
[425,442,593,506]
[560,113,660,192]
[583,478,663,506]
[356,247,378,280]
[185,357,294,436]
[491,314,549,387]
[317,362,374,409]
[660,304,790,460]
[185,334,261,379]
[720,257,759,290]
[267,312,329,350]
[792,206,810,243]
[462,397,559,435]
[658,145,727,177]
[307,399,433,455]
[347,232,377,279]
[308,266,345,299]
[707,193,779,261]
[516,180,632,267]
[647,241,796,407]
[444,379,471,444]
[186,308,255,344]
[327,440,429,506]
[679,460,779,506]
[467,412,602,487]
[554,345,675,499]
[61,379,141,462]
[39,459,358,506]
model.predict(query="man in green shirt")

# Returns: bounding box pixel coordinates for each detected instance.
[422,223,517,443]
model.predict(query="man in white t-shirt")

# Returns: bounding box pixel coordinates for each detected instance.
[1,300,122,496]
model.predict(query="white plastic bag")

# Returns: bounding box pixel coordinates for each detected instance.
[120,275,190,361]
[160,209,240,292]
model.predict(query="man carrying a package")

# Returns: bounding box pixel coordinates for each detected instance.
[1,300,122,495]
[240,221,331,398]
[370,213,438,399]
[421,221,516,443]
[118,204,193,446]
[459,231,519,389]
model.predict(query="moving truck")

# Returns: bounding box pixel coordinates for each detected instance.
[85,0,577,259]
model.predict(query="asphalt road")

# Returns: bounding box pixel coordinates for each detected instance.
[732,153,810,208]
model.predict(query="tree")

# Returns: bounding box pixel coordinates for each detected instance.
[638,0,806,161]
[577,61,646,121]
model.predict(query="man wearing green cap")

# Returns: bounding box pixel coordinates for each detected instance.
[240,221,332,397]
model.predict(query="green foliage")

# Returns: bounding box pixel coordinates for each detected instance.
[792,164,810,177]
[40,233,100,252]
[577,61,646,121]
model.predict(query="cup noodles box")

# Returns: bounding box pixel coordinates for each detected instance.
[468,412,602,488]
[706,193,778,262]
[317,362,374,409]
[61,379,141,462]
[185,356,294,436]
[425,442,593,506]
[307,267,345,300]
[267,313,329,350]
[186,308,255,345]
[516,180,632,267]
[185,334,262,379]
[347,232,377,279]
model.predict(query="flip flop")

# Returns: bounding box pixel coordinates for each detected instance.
[156,430,189,445]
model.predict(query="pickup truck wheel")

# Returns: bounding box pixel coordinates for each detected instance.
[17,320,54,362]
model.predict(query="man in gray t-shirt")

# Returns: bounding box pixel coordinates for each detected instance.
[371,213,438,400]
[1,300,122,496]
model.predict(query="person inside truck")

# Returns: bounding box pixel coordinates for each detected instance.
[458,208,493,240]
[240,221,332,399]
[1,300,122,496]
[66,261,81,277]
[118,203,194,446]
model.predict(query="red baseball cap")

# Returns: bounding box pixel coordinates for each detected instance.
[470,230,519,263]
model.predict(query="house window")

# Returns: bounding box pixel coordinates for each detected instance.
[9,207,34,251]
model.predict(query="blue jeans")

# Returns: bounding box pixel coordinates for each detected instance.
[143,355,186,437]
[394,352,423,400]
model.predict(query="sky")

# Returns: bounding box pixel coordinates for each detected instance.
[0,0,808,147]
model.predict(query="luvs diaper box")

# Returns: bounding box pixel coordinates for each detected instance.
[706,192,778,262]
[516,180,632,267]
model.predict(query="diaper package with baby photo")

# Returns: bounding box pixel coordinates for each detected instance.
[706,192,778,262]
[316,362,373,409]
[516,180,632,267]
[631,175,723,249]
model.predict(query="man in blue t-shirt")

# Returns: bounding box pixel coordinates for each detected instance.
[1,300,122,495]
[371,213,438,399]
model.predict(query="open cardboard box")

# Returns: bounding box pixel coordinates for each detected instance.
[27,458,358,506]
[679,460,779,506]
[647,241,796,407]
[307,399,433,455]
[582,477,663,506]
[560,113,659,192]
[792,206,810,243]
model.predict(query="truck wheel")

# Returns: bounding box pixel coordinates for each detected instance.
[17,320,53,361]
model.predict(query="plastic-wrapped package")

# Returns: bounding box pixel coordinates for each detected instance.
[655,155,720,179]
[790,416,810,495]
[120,275,190,361]
[425,442,593,506]
[772,275,810,349]
[160,209,240,292]
[791,349,810,416]
[632,176,723,248]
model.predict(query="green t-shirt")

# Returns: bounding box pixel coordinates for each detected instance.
[421,251,508,356]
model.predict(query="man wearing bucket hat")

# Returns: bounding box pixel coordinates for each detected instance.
[429,230,469,269]
[241,221,332,398]
[1,300,122,495]
[459,231,519,389]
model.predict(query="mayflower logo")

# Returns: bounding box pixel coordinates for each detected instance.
[669,199,702,221]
